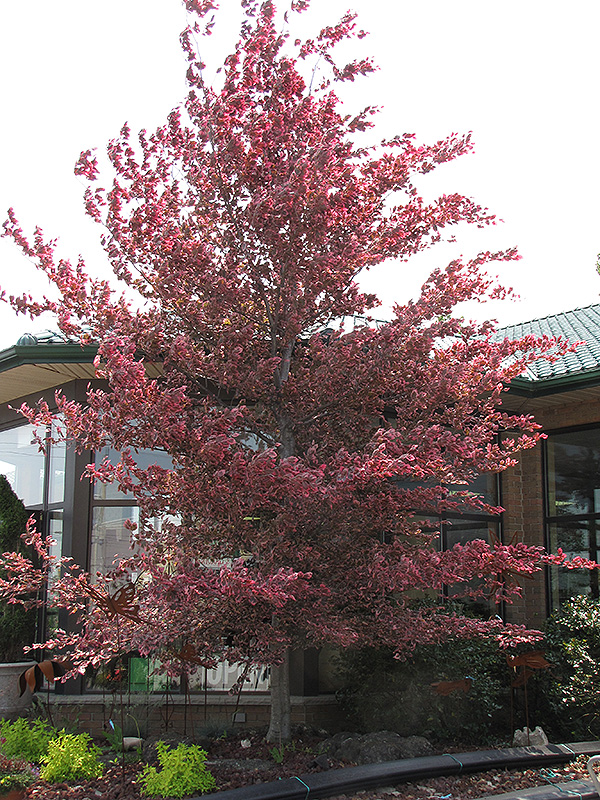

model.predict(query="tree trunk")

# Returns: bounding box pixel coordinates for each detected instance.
[266,649,291,742]
[266,408,295,742]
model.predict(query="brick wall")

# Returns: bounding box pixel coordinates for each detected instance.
[46,693,345,738]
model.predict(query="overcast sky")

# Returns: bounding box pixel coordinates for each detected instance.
[1,0,599,350]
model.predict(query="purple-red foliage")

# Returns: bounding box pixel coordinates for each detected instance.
[0,2,582,689]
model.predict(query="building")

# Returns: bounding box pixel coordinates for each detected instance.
[496,304,600,631]
[1,305,600,731]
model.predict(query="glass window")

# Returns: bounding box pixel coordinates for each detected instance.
[547,519,600,607]
[89,507,171,577]
[461,472,499,507]
[0,424,45,506]
[48,420,66,505]
[546,429,600,517]
[89,506,139,576]
[86,655,180,693]
[545,427,600,609]
[445,520,500,616]
[93,446,173,501]
[445,519,498,549]
[187,661,269,692]
[45,512,64,637]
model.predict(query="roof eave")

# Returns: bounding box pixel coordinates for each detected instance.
[508,368,600,397]
[0,343,99,374]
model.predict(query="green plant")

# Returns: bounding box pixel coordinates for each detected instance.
[0,475,37,662]
[0,752,36,792]
[139,741,216,798]
[531,595,600,740]
[269,744,285,764]
[39,732,103,783]
[104,721,124,754]
[104,715,143,756]
[0,717,53,762]
[335,610,507,743]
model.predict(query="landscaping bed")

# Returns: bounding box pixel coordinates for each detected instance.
[7,729,599,800]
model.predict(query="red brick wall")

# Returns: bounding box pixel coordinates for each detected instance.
[47,694,345,738]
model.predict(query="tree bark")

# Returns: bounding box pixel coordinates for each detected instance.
[265,408,295,743]
[266,649,291,742]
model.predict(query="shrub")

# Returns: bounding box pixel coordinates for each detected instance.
[0,717,53,762]
[0,752,35,792]
[0,475,37,661]
[335,633,507,743]
[139,741,216,798]
[533,595,600,741]
[40,732,103,783]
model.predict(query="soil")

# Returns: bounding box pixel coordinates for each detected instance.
[17,732,597,800]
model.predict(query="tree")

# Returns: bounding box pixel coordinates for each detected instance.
[0,475,37,662]
[0,0,582,741]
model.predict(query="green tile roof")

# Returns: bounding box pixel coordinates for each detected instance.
[496,304,600,393]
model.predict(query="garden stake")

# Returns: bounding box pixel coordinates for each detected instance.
[19,659,64,729]
[506,650,550,743]
[81,581,144,787]
[232,660,251,726]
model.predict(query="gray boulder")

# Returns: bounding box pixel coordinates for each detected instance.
[319,731,433,765]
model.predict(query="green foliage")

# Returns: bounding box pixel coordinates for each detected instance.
[39,732,104,783]
[0,717,53,762]
[0,476,28,553]
[0,475,37,661]
[139,741,216,798]
[104,716,143,755]
[335,634,507,744]
[269,744,285,763]
[104,721,125,754]
[533,595,600,740]
[0,752,35,792]
[0,603,37,662]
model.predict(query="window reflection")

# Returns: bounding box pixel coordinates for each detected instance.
[90,506,139,575]
[45,512,64,636]
[547,429,600,516]
[93,446,173,501]
[545,427,600,609]
[547,520,600,608]
[48,421,66,505]
[0,424,45,506]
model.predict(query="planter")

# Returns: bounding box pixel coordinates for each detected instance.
[0,662,35,720]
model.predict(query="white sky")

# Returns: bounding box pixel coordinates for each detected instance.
[1,0,599,351]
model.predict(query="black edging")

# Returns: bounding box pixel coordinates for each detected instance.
[197,741,600,800]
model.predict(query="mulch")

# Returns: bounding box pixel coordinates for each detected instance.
[18,734,598,800]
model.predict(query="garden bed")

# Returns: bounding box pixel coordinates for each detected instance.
[11,732,600,800]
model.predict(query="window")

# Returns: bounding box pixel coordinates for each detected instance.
[90,445,174,576]
[399,471,501,616]
[0,422,66,509]
[545,426,600,609]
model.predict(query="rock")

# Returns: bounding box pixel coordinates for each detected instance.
[512,726,549,746]
[310,754,330,770]
[318,731,433,765]
[122,736,143,751]
[318,731,354,754]
[397,735,434,759]
[336,735,364,763]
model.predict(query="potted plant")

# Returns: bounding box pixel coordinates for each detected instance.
[0,476,37,718]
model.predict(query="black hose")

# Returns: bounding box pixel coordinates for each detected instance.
[199,741,600,800]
